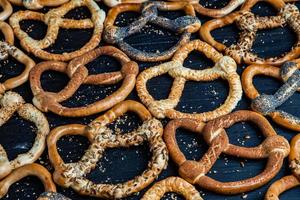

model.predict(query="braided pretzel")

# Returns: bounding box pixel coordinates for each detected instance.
[164,111,290,195]
[0,21,35,94]
[103,1,201,62]
[8,0,69,10]
[242,60,300,131]
[0,0,12,21]
[200,0,300,66]
[0,163,69,200]
[265,134,300,199]
[136,40,242,121]
[141,177,203,200]
[30,46,138,117]
[0,92,49,180]
[47,100,168,199]
[9,0,105,61]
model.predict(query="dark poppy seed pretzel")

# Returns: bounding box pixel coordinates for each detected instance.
[242,60,300,131]
[9,0,105,61]
[47,100,168,199]
[164,111,290,195]
[103,1,201,62]
[0,92,49,180]
[200,0,300,66]
[0,0,12,21]
[30,46,139,117]
[136,40,242,121]
[265,134,300,199]
[8,0,69,10]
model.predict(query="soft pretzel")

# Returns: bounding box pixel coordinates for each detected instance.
[200,0,300,66]
[47,100,168,199]
[104,1,201,62]
[0,0,12,21]
[242,60,300,131]
[30,46,138,117]
[9,0,105,61]
[164,111,290,195]
[136,40,242,121]
[0,92,49,180]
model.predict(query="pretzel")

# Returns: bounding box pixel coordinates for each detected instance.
[164,111,290,195]
[9,0,105,61]
[242,60,300,131]
[0,163,69,200]
[136,40,242,121]
[101,0,148,7]
[0,21,35,94]
[265,134,300,199]
[200,0,300,66]
[0,91,49,180]
[0,0,12,21]
[30,46,138,117]
[47,100,168,199]
[103,1,201,62]
[141,177,203,200]
[8,0,69,10]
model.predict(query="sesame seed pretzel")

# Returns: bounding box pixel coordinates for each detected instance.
[265,134,300,199]
[136,40,242,121]
[141,177,203,200]
[8,0,105,61]
[47,100,168,199]
[200,0,300,66]
[0,163,69,200]
[103,1,201,62]
[0,92,49,180]
[0,0,12,21]
[30,46,139,117]
[8,0,69,10]
[242,60,300,131]
[164,111,290,195]
[0,21,35,94]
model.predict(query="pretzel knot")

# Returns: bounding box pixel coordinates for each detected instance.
[9,0,105,61]
[164,111,290,195]
[47,101,168,199]
[200,0,300,66]
[136,40,242,121]
[242,60,300,131]
[103,1,201,62]
[30,46,139,117]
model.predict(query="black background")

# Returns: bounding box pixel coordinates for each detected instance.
[0,0,300,199]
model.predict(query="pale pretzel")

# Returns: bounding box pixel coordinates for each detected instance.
[0,0,12,21]
[30,46,138,117]
[242,60,300,131]
[0,163,69,200]
[136,40,242,121]
[0,92,49,180]
[200,0,300,66]
[9,0,105,61]
[141,177,203,200]
[47,100,168,199]
[8,0,69,10]
[265,134,300,200]
[103,1,201,62]
[0,21,35,94]
[164,111,290,195]
[101,0,148,7]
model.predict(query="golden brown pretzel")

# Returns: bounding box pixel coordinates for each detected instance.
[141,177,203,200]
[8,0,69,10]
[200,0,300,66]
[136,40,242,121]
[242,60,300,131]
[30,46,138,117]
[47,100,168,199]
[0,92,49,180]
[0,0,12,21]
[164,111,290,195]
[9,0,105,61]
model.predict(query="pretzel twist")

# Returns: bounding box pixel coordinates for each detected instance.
[0,92,49,180]
[141,177,203,200]
[136,40,242,121]
[0,0,12,21]
[104,1,201,62]
[242,60,300,131]
[8,0,69,10]
[47,100,168,199]
[30,46,138,117]
[9,0,105,61]
[164,111,290,195]
[200,0,300,66]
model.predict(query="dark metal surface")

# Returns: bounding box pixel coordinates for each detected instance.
[0,0,300,199]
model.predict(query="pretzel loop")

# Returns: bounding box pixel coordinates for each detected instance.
[290,134,300,179]
[0,0,12,21]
